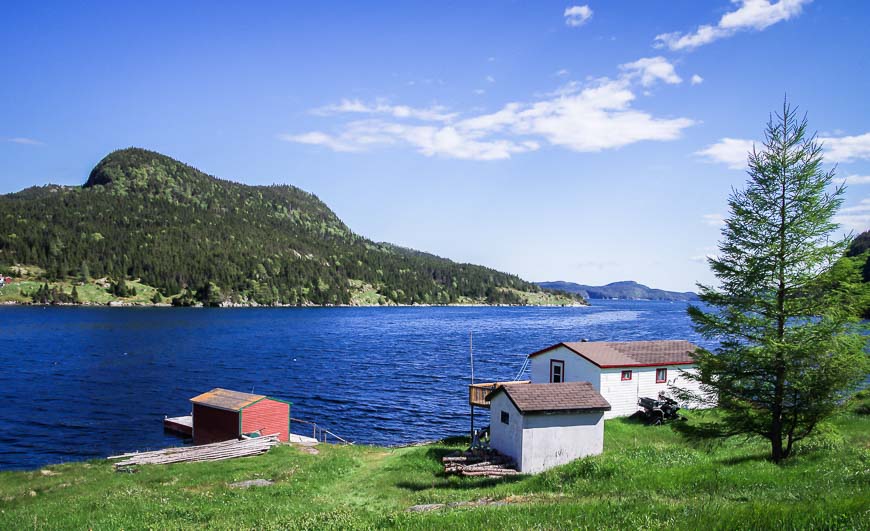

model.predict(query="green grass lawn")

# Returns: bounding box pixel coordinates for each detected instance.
[2,395,868,530]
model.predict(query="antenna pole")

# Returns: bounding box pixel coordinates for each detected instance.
[469,331,474,444]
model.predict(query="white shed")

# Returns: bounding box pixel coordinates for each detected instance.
[487,382,610,474]
[528,340,708,419]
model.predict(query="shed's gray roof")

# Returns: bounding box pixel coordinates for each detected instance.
[487,382,611,414]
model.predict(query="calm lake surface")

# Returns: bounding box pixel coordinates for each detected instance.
[0,301,712,470]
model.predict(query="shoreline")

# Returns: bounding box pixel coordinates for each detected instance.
[0,300,590,309]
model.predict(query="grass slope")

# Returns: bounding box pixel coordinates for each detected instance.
[2,395,868,529]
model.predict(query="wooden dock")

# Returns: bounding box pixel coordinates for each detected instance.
[163,415,193,436]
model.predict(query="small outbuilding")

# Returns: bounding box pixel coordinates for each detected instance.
[191,388,291,445]
[487,382,610,474]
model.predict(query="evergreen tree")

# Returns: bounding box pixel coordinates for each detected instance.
[71,285,79,303]
[682,101,869,463]
[79,261,90,282]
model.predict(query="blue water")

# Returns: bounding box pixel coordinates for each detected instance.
[0,301,710,470]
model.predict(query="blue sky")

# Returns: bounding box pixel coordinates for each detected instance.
[1,1,869,291]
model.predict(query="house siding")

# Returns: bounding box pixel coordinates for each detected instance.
[530,346,600,386]
[530,348,709,418]
[241,399,290,442]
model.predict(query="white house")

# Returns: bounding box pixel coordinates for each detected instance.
[487,381,610,474]
[528,340,706,419]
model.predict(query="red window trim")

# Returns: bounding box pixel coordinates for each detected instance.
[656,368,667,383]
[621,370,632,381]
[550,359,565,383]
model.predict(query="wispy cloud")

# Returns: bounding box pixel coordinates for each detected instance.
[655,0,812,51]
[555,69,570,77]
[691,74,704,85]
[283,71,695,161]
[695,138,756,170]
[5,137,43,145]
[690,246,719,263]
[564,5,593,27]
[698,132,870,169]
[841,175,870,185]
[702,213,726,227]
[619,56,682,87]
[312,99,457,123]
[277,132,361,153]
[819,132,870,162]
[834,198,870,232]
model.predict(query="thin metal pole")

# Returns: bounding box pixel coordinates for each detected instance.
[470,331,474,442]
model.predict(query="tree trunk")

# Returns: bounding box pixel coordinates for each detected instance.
[771,110,789,465]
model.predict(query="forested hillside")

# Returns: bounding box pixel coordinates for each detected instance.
[0,148,583,306]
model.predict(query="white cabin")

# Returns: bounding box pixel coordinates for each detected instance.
[528,340,707,419]
[487,382,610,474]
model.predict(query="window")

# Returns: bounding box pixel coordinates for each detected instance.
[656,368,667,383]
[500,411,510,425]
[550,360,565,383]
[621,370,632,381]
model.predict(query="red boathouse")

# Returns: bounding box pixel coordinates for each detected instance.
[190,388,291,445]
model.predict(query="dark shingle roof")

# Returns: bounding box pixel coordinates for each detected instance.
[529,340,698,368]
[487,382,610,414]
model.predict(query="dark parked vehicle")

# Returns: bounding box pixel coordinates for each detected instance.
[637,392,685,425]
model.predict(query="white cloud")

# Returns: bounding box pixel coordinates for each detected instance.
[5,137,43,145]
[473,89,486,95]
[313,99,457,122]
[284,66,696,160]
[555,69,570,77]
[702,213,726,227]
[834,198,870,232]
[819,132,870,162]
[655,0,812,51]
[564,5,593,27]
[277,132,361,153]
[619,57,682,87]
[696,137,756,170]
[841,175,870,185]
[486,75,495,83]
[691,74,704,85]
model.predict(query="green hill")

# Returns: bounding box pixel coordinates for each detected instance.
[0,148,584,307]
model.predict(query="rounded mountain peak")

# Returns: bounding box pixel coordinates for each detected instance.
[84,148,202,190]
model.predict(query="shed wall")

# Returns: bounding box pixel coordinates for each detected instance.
[520,411,604,473]
[241,399,290,442]
[192,403,240,445]
[488,394,523,468]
